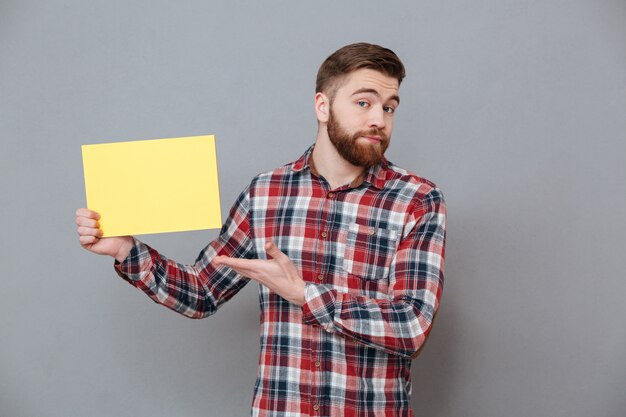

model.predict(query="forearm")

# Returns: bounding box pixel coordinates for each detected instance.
[114,185,256,318]
[115,239,245,318]
[302,284,439,358]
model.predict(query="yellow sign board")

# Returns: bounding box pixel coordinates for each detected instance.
[82,135,222,237]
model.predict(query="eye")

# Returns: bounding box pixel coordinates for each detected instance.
[383,106,396,114]
[356,100,370,108]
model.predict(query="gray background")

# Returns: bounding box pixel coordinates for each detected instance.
[1,1,625,416]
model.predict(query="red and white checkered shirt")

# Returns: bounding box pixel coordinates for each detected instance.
[115,145,446,417]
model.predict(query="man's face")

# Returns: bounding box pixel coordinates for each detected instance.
[325,68,400,168]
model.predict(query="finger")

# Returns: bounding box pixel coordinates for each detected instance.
[77,226,103,237]
[265,242,299,276]
[215,256,271,281]
[76,217,100,228]
[267,243,303,285]
[222,263,260,281]
[214,256,257,272]
[265,241,288,262]
[79,235,99,246]
[75,208,100,219]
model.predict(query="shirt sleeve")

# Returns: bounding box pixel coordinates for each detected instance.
[301,188,446,359]
[114,185,257,319]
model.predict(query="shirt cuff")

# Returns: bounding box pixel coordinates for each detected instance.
[302,283,337,332]
[113,237,152,282]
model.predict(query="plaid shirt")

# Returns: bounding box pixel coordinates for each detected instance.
[115,145,446,417]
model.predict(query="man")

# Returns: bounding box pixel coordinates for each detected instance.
[76,43,446,417]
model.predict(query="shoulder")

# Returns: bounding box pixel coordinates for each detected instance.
[247,160,302,194]
[382,161,445,209]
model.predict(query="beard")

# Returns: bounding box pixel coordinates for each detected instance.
[326,107,390,168]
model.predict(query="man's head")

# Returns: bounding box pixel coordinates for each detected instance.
[316,43,405,101]
[315,43,405,168]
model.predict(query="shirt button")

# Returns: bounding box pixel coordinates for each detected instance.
[317,274,324,281]
[315,361,321,367]
[313,404,319,411]
[327,192,334,198]
[368,228,376,236]
[321,231,327,238]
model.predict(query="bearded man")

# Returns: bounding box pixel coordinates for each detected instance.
[76,42,446,417]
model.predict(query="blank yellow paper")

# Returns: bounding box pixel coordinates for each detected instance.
[82,135,222,237]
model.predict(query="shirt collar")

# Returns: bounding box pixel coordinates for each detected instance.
[291,145,388,190]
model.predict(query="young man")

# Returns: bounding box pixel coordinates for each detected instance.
[76,43,446,417]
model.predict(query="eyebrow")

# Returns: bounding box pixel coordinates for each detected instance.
[351,88,400,105]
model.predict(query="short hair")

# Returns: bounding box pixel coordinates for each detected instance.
[315,43,406,98]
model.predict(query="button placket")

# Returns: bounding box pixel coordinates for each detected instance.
[310,182,331,416]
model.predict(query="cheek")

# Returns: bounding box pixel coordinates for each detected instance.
[356,114,374,130]
[340,116,362,133]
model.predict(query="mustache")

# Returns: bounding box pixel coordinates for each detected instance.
[353,128,388,142]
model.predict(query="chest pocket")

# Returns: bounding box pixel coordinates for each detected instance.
[341,222,399,280]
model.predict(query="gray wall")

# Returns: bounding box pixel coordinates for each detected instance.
[1,1,625,416]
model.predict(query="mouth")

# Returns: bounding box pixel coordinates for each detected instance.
[358,136,383,144]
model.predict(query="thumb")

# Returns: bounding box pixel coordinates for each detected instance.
[265,241,284,260]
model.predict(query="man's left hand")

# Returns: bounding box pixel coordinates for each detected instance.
[214,242,306,306]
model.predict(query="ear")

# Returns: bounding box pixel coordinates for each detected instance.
[314,92,330,123]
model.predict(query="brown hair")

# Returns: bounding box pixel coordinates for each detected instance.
[315,43,406,98]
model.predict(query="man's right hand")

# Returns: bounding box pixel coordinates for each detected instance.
[75,208,134,262]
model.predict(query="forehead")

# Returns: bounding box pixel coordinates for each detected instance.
[337,68,399,99]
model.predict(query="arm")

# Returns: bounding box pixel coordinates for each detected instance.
[301,188,446,359]
[78,186,256,319]
[116,186,256,318]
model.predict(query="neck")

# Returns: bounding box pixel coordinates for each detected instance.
[312,128,365,190]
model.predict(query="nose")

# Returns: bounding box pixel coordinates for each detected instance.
[368,105,386,129]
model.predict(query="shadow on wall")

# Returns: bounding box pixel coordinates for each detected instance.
[409,218,473,417]
[410,295,463,417]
